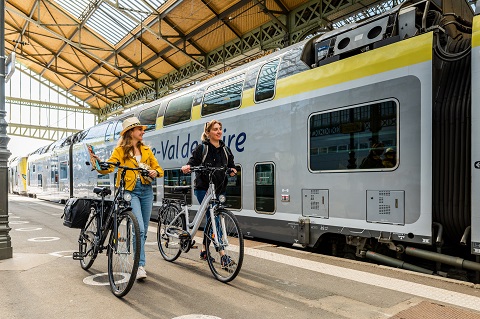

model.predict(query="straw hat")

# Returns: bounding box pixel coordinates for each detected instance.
[120,117,147,136]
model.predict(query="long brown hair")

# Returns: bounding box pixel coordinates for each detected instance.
[201,119,222,141]
[117,128,145,161]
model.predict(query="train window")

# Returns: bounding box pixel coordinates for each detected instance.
[226,164,242,210]
[51,163,58,184]
[105,121,116,142]
[202,75,244,116]
[59,161,68,180]
[138,104,161,131]
[163,169,192,205]
[163,94,194,126]
[84,122,109,142]
[309,100,398,171]
[254,163,275,214]
[255,59,280,102]
[114,116,131,140]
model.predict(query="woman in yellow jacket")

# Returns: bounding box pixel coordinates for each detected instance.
[98,117,163,281]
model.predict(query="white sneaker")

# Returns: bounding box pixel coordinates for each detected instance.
[136,266,147,280]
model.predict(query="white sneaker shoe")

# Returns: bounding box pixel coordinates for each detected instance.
[136,266,147,280]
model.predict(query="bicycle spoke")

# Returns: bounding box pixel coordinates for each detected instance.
[157,205,183,261]
[205,209,244,283]
[108,211,140,298]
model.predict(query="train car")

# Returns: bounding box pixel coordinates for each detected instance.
[26,144,51,198]
[8,156,27,195]
[28,0,480,278]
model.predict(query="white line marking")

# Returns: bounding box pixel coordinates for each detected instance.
[28,237,60,242]
[147,224,480,312]
[245,248,480,312]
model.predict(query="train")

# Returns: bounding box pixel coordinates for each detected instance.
[8,156,27,196]
[9,0,480,280]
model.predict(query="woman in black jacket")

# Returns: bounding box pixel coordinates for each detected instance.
[181,119,237,264]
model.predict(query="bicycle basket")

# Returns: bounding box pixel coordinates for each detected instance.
[62,198,92,228]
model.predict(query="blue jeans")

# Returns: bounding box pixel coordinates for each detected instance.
[126,180,153,267]
[194,189,224,250]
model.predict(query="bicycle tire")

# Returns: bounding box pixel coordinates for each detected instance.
[107,209,140,298]
[157,204,184,262]
[205,208,244,283]
[79,205,99,270]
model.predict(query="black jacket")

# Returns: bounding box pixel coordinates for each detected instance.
[186,140,235,194]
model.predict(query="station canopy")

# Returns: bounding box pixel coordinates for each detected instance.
[5,0,409,118]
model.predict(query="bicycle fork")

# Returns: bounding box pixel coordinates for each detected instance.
[208,206,229,249]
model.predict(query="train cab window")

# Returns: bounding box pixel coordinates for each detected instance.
[163,169,192,205]
[202,74,244,116]
[254,163,275,214]
[114,116,131,140]
[105,121,116,142]
[309,100,398,171]
[84,122,109,142]
[163,94,194,126]
[138,104,161,131]
[255,59,280,102]
[226,165,242,210]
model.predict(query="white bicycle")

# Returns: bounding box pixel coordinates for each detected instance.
[157,166,244,283]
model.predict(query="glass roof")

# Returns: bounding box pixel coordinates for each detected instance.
[54,0,167,46]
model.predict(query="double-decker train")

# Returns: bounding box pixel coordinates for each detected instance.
[10,0,480,280]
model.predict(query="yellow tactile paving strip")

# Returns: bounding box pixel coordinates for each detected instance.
[391,301,480,319]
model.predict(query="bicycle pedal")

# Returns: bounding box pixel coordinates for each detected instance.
[72,252,84,260]
[178,230,190,239]
[190,240,197,249]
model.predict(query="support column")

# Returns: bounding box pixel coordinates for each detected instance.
[0,0,13,260]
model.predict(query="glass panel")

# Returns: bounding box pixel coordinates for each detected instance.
[105,121,116,142]
[164,94,194,126]
[138,104,161,131]
[202,78,244,116]
[309,100,398,171]
[164,169,192,205]
[255,163,275,214]
[255,59,280,102]
[84,122,109,141]
[226,165,242,210]
[59,161,68,180]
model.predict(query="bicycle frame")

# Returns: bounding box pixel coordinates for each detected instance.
[165,174,227,249]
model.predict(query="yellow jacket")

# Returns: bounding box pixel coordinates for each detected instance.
[98,145,164,191]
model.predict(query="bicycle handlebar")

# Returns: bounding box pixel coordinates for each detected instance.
[189,166,235,175]
[99,161,150,176]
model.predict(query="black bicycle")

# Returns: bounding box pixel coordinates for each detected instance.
[73,161,147,298]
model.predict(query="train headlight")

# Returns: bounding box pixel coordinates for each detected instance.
[124,193,132,202]
[218,194,226,203]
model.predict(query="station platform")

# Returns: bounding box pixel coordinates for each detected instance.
[2,194,480,319]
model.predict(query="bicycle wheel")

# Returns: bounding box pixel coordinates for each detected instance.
[107,209,140,298]
[157,204,184,262]
[79,205,98,270]
[205,208,244,283]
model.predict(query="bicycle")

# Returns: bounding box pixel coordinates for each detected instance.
[73,161,147,298]
[157,166,244,283]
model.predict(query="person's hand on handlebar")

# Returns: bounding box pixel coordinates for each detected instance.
[181,165,191,174]
[147,169,159,178]
[228,167,237,177]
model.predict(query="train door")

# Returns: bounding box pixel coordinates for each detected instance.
[471,6,480,256]
[50,155,60,199]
